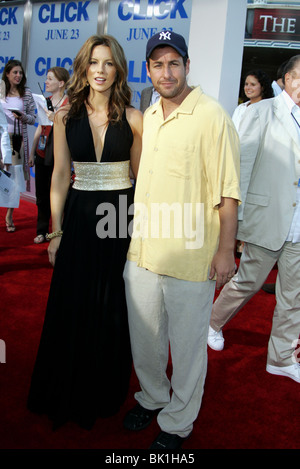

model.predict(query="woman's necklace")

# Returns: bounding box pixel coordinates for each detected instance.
[51,94,64,109]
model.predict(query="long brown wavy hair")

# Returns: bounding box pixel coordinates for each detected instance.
[2,60,27,98]
[66,35,131,123]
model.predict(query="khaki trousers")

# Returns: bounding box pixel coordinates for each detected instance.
[123,260,215,437]
[211,242,300,367]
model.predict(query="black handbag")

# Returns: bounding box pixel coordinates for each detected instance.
[44,126,54,166]
[12,118,23,157]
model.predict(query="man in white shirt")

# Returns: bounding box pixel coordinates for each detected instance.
[208,55,300,384]
[271,60,286,97]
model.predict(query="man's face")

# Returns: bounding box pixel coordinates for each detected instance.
[146,46,190,100]
[284,62,300,106]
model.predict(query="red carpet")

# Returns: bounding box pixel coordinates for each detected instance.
[0,200,299,450]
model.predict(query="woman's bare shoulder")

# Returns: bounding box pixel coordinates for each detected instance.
[54,104,70,125]
[126,106,143,128]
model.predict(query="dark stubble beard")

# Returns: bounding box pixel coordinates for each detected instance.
[156,76,187,100]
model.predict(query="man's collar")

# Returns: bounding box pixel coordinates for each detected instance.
[150,86,203,117]
[282,89,299,112]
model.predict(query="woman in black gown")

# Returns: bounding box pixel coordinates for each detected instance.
[27,35,143,430]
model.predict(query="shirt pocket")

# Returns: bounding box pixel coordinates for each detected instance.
[245,192,269,206]
[164,144,195,179]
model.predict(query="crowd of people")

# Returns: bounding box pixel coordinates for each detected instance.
[0,30,299,449]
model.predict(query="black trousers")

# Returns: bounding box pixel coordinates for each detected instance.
[35,155,53,236]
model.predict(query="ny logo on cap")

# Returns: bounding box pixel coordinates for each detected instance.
[159,31,171,41]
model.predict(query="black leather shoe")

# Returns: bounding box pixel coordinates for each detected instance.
[123,403,159,431]
[149,431,188,449]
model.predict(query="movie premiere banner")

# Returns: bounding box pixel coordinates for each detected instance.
[26,0,100,95]
[0,1,25,74]
[23,0,100,197]
[106,0,192,109]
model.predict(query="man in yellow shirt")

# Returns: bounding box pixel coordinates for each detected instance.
[123,30,241,449]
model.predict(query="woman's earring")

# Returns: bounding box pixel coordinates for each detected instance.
[85,80,90,87]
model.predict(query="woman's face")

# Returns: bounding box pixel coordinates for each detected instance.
[86,45,117,96]
[45,71,62,94]
[244,75,263,103]
[6,65,23,88]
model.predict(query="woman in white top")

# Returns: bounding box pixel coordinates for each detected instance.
[1,60,36,232]
[232,69,274,131]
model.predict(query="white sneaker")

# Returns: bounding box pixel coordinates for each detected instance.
[266,363,300,383]
[207,326,224,351]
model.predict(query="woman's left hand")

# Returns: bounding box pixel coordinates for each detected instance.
[48,237,62,267]
[29,155,35,167]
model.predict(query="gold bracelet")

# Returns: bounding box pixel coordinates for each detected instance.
[46,230,63,240]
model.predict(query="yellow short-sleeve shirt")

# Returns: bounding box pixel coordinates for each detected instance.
[127,86,241,282]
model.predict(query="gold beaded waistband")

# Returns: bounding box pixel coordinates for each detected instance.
[72,161,132,191]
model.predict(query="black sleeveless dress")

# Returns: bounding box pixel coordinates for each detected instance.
[27,106,134,430]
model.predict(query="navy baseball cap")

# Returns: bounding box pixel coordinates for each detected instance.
[146,30,189,60]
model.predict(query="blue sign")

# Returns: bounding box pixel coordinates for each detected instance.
[117,0,188,21]
[0,4,24,73]
[38,1,90,24]
[107,0,192,108]
[26,0,99,94]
